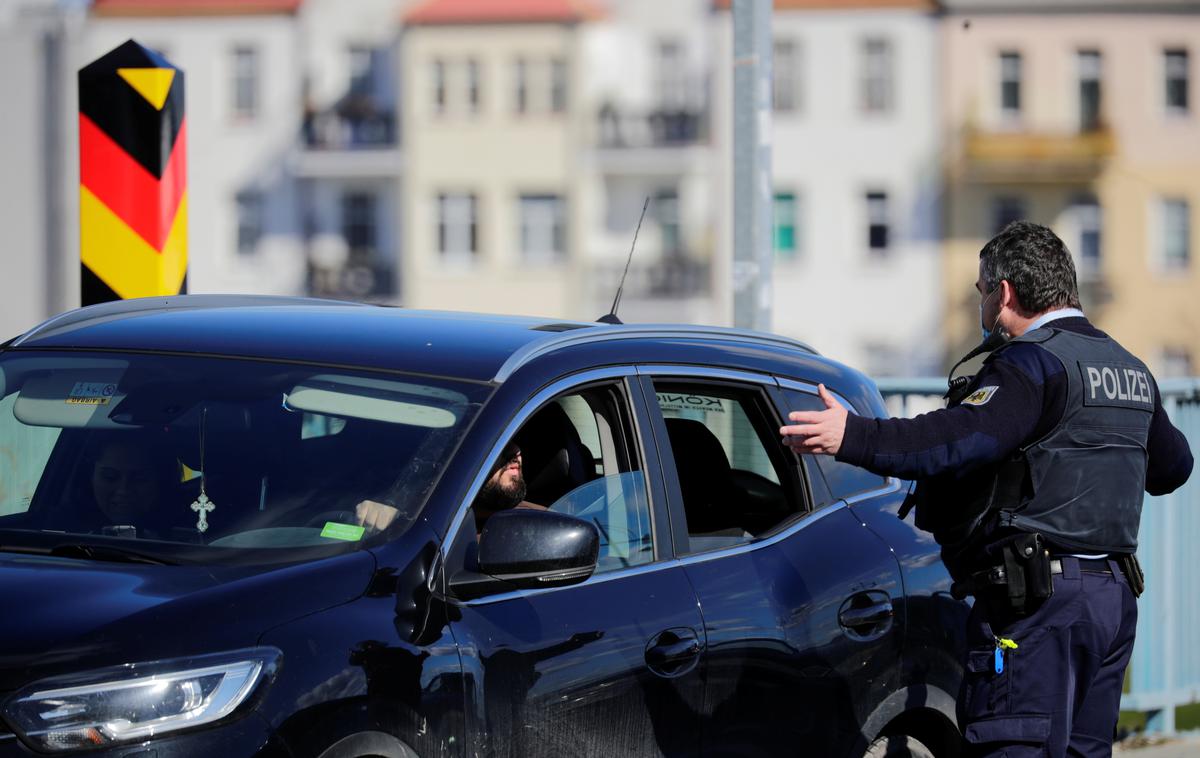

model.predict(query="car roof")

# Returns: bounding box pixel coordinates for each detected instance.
[8,295,835,386]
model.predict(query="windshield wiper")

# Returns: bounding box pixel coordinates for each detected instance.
[0,542,178,566]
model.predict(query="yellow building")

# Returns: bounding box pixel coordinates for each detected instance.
[400,0,600,317]
[941,1,1200,375]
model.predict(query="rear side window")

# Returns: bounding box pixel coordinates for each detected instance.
[781,388,887,500]
[653,382,804,554]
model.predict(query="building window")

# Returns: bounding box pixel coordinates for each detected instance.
[773,192,798,258]
[1161,198,1191,270]
[1078,50,1102,131]
[232,46,259,119]
[514,58,528,113]
[861,38,893,114]
[432,59,446,114]
[655,39,687,110]
[1165,49,1190,114]
[348,46,379,97]
[999,51,1022,120]
[519,194,566,263]
[1072,195,1102,274]
[773,39,801,113]
[655,189,681,254]
[236,190,263,255]
[466,59,481,114]
[341,191,378,253]
[992,195,1026,235]
[550,58,568,113]
[438,193,477,263]
[865,191,889,252]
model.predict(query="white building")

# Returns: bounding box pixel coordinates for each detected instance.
[82,0,309,298]
[578,0,718,323]
[0,0,83,338]
[713,0,943,375]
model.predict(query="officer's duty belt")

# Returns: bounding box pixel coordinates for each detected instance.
[1049,557,1115,575]
[957,556,1115,596]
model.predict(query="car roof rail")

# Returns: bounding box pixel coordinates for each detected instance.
[494,324,818,383]
[11,294,360,348]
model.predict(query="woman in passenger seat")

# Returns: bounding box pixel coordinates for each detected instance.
[83,433,184,538]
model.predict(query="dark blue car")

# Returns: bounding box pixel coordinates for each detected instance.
[0,296,968,757]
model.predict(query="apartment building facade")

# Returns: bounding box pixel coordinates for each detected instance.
[941,0,1200,374]
[713,0,944,376]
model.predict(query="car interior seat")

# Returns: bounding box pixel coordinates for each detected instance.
[516,402,596,508]
[662,417,748,541]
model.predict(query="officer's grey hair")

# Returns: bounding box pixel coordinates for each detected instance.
[979,221,1082,312]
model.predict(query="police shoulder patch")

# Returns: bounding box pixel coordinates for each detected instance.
[961,386,999,407]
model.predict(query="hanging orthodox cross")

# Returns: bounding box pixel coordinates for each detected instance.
[191,492,215,533]
[190,407,216,533]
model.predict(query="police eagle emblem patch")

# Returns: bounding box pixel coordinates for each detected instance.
[961,386,998,406]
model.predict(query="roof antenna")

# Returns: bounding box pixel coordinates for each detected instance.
[598,196,649,325]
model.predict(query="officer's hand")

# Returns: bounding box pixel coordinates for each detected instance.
[779,384,848,456]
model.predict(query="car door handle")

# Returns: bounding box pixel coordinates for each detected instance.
[645,627,702,676]
[839,601,893,628]
[838,591,894,640]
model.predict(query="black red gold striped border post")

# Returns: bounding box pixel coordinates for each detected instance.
[78,39,187,305]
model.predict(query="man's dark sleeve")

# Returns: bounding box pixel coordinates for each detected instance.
[1145,382,1193,496]
[836,347,1047,480]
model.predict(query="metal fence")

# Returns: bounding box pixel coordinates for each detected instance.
[875,377,1200,734]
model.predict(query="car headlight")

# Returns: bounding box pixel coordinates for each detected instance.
[3,648,280,752]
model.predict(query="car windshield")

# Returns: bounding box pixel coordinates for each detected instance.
[0,350,489,565]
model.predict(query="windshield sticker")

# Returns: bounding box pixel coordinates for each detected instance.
[961,386,998,407]
[321,522,366,542]
[65,382,117,405]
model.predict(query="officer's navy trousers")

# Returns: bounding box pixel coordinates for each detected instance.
[958,556,1138,757]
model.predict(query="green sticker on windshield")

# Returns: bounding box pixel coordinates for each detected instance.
[320,522,365,541]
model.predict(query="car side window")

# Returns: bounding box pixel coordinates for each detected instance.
[464,382,654,577]
[781,388,887,500]
[653,382,804,554]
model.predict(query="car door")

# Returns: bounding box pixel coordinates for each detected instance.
[638,368,905,757]
[442,370,706,758]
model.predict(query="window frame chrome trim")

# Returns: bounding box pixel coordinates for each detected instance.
[634,364,776,385]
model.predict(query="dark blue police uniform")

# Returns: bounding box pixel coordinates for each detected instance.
[837,314,1193,757]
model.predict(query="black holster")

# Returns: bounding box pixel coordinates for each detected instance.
[1120,553,1145,598]
[953,533,1054,616]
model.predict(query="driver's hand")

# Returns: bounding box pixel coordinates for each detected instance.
[355,500,399,533]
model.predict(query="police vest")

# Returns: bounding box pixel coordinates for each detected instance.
[995,326,1154,553]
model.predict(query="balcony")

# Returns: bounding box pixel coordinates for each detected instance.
[294,98,402,178]
[307,249,396,301]
[593,106,709,176]
[589,255,710,301]
[958,125,1116,184]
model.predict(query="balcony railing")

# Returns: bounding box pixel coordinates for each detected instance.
[303,100,397,150]
[590,255,710,299]
[307,249,395,300]
[958,124,1116,184]
[597,106,707,149]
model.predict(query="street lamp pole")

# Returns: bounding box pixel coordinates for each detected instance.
[732,0,773,332]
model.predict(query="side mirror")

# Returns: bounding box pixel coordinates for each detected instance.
[477,509,599,590]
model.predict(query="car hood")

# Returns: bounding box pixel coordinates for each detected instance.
[0,549,376,691]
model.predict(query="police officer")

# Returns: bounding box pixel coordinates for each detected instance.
[780,221,1193,757]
